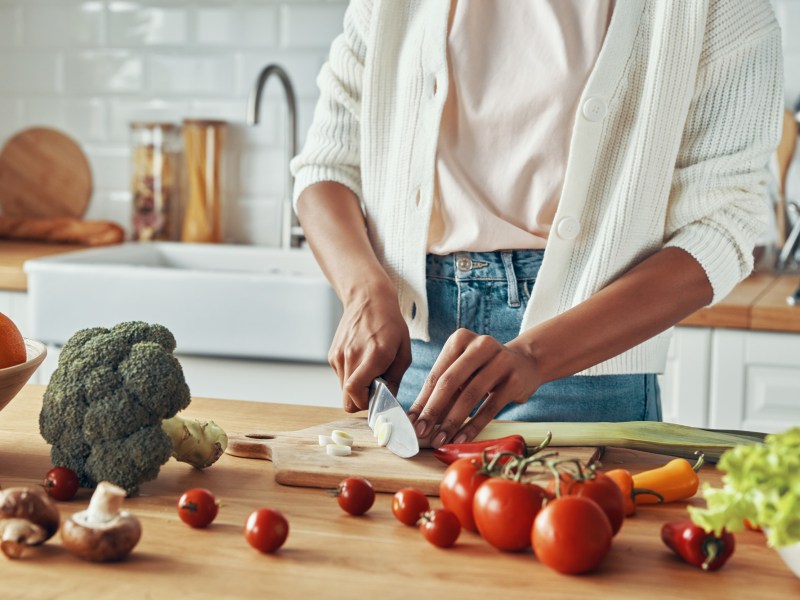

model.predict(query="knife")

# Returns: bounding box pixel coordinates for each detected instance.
[367,377,419,458]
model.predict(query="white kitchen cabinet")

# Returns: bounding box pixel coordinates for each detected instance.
[709,329,800,433]
[658,327,712,426]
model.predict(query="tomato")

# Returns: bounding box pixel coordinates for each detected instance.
[392,488,430,526]
[43,466,80,501]
[177,488,219,528]
[532,496,613,574]
[473,478,550,552]
[419,509,461,548]
[336,476,375,516]
[244,508,289,553]
[547,471,625,536]
[439,457,490,532]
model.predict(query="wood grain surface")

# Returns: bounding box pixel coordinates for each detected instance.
[0,128,92,219]
[1,385,797,600]
[227,418,601,495]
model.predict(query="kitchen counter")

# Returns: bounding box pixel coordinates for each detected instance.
[0,241,87,292]
[1,385,797,599]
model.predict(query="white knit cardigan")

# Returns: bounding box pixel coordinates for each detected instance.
[291,0,784,375]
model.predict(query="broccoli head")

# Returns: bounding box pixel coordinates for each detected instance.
[39,321,227,495]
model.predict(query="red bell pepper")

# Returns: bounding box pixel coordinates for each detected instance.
[433,435,527,466]
[661,520,735,571]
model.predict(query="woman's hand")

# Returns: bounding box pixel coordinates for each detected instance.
[407,328,542,448]
[330,282,412,413]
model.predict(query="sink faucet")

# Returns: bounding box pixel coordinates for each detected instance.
[246,64,304,249]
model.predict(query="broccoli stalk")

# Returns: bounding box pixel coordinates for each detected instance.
[39,321,228,495]
[162,416,227,469]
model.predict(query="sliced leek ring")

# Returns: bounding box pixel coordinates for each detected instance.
[377,422,392,447]
[326,443,352,457]
[318,434,334,446]
[331,430,354,446]
[373,415,387,438]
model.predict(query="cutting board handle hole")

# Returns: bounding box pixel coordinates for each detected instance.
[245,433,275,440]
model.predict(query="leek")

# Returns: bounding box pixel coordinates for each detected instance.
[475,421,765,463]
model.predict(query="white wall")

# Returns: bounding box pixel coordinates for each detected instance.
[1,1,799,245]
[0,0,347,246]
[774,0,800,207]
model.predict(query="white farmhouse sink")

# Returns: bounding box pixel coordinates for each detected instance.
[24,242,342,363]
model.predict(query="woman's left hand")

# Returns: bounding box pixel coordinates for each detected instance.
[406,328,542,448]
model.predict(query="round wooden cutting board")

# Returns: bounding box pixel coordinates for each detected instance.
[0,127,92,218]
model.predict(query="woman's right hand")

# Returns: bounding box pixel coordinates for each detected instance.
[329,281,412,413]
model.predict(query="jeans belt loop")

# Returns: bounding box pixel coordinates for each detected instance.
[500,251,520,308]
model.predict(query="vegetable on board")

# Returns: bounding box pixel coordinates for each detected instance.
[0,487,60,559]
[661,519,735,571]
[632,452,705,505]
[433,434,527,466]
[38,321,229,496]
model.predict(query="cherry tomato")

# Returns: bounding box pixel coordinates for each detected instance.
[419,509,461,548]
[392,488,430,526]
[244,508,289,553]
[177,488,219,529]
[336,476,375,516]
[473,478,550,552]
[43,466,80,501]
[547,471,625,536]
[439,457,490,532]
[532,495,613,574]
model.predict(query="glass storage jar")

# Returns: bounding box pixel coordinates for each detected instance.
[129,122,181,241]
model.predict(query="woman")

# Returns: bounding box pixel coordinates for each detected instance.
[290,0,783,449]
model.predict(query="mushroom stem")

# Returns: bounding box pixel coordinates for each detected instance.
[85,481,126,524]
[0,519,46,559]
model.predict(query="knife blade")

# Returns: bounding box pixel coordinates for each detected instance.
[367,377,419,458]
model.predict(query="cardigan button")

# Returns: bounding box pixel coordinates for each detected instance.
[556,217,581,240]
[582,97,607,122]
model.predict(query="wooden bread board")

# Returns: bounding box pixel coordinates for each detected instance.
[0,127,92,219]
[226,417,602,495]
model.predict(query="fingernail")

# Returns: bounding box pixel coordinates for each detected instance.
[452,433,467,445]
[415,420,428,437]
[432,432,448,449]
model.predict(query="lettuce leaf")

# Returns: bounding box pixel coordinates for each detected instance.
[689,427,800,548]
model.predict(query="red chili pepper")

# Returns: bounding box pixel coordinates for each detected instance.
[661,520,735,571]
[433,435,527,466]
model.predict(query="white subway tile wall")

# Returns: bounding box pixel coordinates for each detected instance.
[1,1,798,244]
[774,0,800,209]
[0,0,347,246]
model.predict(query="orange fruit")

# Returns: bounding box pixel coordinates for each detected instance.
[0,311,26,369]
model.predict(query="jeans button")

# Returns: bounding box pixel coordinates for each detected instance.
[456,255,472,272]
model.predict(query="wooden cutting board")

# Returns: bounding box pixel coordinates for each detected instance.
[226,418,602,495]
[0,127,92,218]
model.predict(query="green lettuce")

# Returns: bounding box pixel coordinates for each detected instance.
[689,427,800,548]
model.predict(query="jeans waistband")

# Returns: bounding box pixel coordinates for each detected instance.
[426,250,545,281]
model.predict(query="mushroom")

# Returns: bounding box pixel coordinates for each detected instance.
[0,487,60,558]
[61,481,142,562]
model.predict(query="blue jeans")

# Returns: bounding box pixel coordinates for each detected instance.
[396,250,662,422]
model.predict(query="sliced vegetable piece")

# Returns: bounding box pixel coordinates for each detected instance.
[377,422,392,447]
[326,444,352,457]
[373,415,387,438]
[331,430,354,447]
[318,435,333,446]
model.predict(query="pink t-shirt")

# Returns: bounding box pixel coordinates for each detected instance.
[429,0,615,253]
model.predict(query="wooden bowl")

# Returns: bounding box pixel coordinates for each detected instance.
[0,339,47,412]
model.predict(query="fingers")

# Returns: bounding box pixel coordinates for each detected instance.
[410,330,505,444]
[452,391,509,444]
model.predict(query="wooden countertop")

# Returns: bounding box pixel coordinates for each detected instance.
[0,241,87,291]
[1,385,797,599]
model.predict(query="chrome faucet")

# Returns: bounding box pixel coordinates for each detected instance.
[247,64,304,249]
